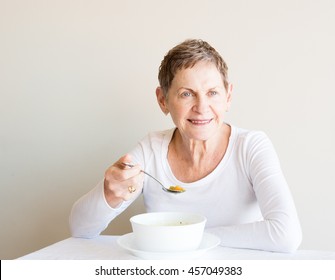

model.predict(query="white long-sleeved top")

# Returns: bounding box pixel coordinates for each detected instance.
[69,126,302,252]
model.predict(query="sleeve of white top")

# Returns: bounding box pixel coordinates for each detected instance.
[69,180,134,238]
[68,143,146,239]
[206,131,302,253]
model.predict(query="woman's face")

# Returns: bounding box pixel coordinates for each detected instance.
[157,61,232,141]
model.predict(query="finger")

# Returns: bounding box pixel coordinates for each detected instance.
[124,171,144,188]
[123,173,144,196]
[117,154,142,175]
[117,154,133,169]
[106,156,141,182]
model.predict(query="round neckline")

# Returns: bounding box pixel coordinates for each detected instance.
[161,124,237,187]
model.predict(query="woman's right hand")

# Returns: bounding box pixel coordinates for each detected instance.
[103,154,144,208]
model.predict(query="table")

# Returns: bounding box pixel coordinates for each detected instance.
[18,235,335,260]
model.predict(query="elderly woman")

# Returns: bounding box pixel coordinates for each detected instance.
[70,39,302,253]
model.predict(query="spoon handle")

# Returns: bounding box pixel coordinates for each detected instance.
[122,162,135,168]
[122,162,165,188]
[121,162,184,193]
[141,170,166,188]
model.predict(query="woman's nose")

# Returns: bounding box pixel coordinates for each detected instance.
[193,96,210,113]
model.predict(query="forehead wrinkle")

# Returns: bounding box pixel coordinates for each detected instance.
[169,61,225,96]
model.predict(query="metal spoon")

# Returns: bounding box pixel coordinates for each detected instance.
[122,162,185,193]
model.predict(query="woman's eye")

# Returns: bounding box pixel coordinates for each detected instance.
[209,91,218,96]
[181,91,192,97]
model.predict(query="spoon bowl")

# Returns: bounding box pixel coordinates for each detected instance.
[122,162,185,194]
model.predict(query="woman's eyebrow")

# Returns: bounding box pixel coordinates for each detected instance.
[176,86,224,93]
[177,87,196,93]
[208,86,224,91]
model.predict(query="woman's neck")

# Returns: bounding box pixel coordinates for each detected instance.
[167,124,231,182]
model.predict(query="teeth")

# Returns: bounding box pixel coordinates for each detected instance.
[190,119,211,124]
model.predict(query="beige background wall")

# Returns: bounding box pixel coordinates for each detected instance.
[1,0,335,259]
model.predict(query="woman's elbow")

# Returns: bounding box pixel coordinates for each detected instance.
[274,225,303,253]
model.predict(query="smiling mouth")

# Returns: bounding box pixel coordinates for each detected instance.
[188,119,213,125]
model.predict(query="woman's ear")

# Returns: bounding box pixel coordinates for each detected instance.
[226,83,233,111]
[156,87,169,115]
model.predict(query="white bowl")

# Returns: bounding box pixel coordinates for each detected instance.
[130,212,207,252]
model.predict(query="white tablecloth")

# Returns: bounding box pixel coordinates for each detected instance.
[18,235,335,260]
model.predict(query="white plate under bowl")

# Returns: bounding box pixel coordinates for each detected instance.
[117,232,220,259]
